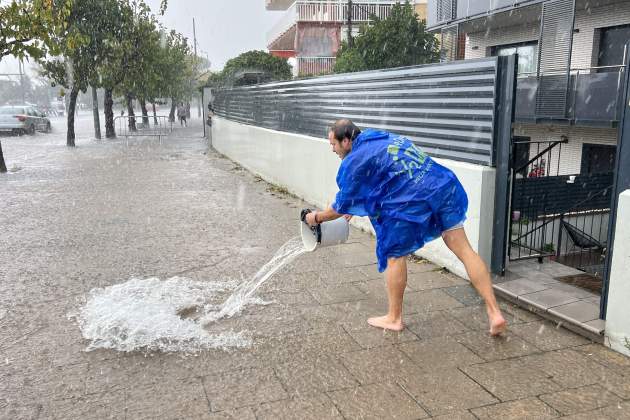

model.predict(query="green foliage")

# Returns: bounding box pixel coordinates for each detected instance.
[334,1,439,73]
[333,41,367,74]
[113,2,163,99]
[204,72,225,88]
[214,50,292,87]
[154,30,194,101]
[0,0,72,60]
[40,0,128,92]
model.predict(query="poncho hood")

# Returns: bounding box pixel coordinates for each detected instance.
[352,128,389,150]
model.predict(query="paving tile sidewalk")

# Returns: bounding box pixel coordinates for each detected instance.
[1,122,629,419]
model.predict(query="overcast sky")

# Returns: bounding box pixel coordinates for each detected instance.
[0,0,282,78]
[145,0,282,71]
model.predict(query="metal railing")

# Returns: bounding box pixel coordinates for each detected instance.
[113,115,173,145]
[267,0,399,46]
[515,65,626,123]
[509,138,613,280]
[296,56,336,76]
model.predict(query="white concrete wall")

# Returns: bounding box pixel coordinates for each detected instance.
[605,189,630,357]
[212,117,497,279]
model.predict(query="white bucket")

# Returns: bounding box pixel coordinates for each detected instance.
[300,217,350,252]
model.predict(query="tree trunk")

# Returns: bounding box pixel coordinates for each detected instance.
[152,102,158,125]
[67,85,79,147]
[91,86,101,140]
[139,98,149,126]
[169,98,176,122]
[126,93,136,132]
[0,141,7,173]
[104,88,115,138]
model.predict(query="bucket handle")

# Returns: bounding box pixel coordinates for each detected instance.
[300,209,322,243]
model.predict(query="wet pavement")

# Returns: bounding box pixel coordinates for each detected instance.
[2,114,630,419]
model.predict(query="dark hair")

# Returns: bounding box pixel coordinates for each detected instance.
[329,119,361,142]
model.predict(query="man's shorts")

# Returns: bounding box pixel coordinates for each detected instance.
[443,223,464,232]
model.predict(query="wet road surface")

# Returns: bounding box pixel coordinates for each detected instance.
[1,114,629,419]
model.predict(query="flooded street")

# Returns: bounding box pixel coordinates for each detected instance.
[1,114,628,419]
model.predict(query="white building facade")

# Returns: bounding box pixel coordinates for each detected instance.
[266,0,427,76]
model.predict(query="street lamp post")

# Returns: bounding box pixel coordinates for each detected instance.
[347,0,353,48]
[347,0,380,48]
[19,60,26,104]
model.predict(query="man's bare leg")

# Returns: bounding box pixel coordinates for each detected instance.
[367,256,406,331]
[442,228,507,336]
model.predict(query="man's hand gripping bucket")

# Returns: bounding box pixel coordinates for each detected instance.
[300,209,350,251]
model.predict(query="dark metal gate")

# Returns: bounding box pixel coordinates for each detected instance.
[508,137,615,281]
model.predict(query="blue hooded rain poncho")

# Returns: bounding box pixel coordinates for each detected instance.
[332,129,468,272]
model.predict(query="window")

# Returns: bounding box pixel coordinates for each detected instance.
[492,42,537,75]
[598,24,630,69]
[436,0,456,23]
[581,144,616,174]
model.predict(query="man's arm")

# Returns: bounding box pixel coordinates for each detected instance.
[305,206,343,226]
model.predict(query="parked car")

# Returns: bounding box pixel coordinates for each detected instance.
[0,105,52,135]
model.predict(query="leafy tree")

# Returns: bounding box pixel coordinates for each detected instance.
[334,2,439,73]
[113,2,162,131]
[141,29,193,122]
[333,43,367,74]
[82,0,131,139]
[222,50,291,86]
[0,0,71,172]
[40,0,129,146]
[97,0,136,138]
[0,0,71,60]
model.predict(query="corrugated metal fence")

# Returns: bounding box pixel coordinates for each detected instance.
[213,57,501,165]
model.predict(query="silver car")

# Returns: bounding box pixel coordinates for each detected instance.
[0,105,52,135]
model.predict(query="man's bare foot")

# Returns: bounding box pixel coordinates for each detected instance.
[367,315,404,331]
[489,312,507,336]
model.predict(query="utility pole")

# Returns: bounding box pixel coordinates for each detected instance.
[193,17,201,118]
[19,60,26,104]
[347,0,353,48]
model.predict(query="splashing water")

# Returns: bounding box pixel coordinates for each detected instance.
[71,276,251,353]
[72,237,307,353]
[201,236,307,325]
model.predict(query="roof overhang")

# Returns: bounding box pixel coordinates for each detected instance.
[266,0,295,11]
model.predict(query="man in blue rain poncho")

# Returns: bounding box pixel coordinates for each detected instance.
[305,120,506,336]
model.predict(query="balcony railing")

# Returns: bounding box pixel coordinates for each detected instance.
[267,0,399,47]
[515,65,626,126]
[428,0,542,30]
[296,56,336,76]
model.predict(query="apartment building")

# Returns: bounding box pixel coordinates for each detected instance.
[427,0,628,174]
[423,0,629,333]
[266,0,427,76]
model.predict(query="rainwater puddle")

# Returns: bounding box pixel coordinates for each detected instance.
[72,237,306,353]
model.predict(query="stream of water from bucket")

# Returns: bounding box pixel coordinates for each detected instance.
[201,236,307,325]
[72,237,307,353]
